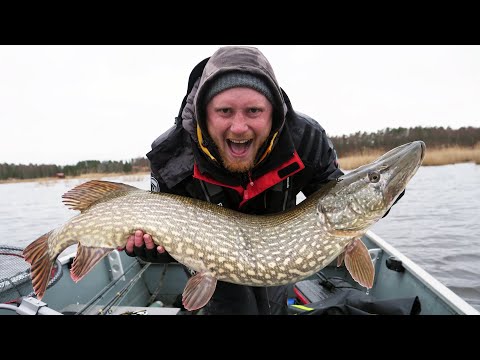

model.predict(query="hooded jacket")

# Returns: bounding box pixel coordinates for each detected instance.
[147,46,344,214]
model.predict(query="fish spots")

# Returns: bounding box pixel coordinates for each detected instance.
[176,243,183,253]
[289,269,309,276]
[250,278,264,285]
[295,257,303,265]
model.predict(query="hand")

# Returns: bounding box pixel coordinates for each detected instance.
[119,230,169,262]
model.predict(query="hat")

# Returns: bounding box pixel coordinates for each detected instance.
[203,72,275,106]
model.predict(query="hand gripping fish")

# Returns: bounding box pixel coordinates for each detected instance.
[23,141,425,311]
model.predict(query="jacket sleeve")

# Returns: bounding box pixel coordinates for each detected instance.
[301,130,344,197]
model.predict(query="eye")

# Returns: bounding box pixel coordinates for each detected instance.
[368,171,381,183]
[248,108,261,114]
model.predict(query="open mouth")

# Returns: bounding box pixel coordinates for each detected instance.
[227,139,253,156]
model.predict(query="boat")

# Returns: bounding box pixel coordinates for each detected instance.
[1,230,477,315]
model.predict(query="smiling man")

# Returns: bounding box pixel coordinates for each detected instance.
[205,79,273,173]
[124,46,345,315]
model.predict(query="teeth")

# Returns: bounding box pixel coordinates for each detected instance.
[229,139,250,144]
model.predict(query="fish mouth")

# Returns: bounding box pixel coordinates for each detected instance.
[383,141,425,204]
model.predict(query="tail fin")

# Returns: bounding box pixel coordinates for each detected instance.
[23,230,55,300]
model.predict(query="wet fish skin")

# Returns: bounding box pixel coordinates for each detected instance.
[23,141,425,311]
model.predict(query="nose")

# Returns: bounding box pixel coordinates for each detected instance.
[230,113,249,134]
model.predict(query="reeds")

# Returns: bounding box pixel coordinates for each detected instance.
[338,145,480,170]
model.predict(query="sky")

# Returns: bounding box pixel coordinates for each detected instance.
[1,45,479,166]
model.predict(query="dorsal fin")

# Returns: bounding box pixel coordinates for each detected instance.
[62,180,139,212]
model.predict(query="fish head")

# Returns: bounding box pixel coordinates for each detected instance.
[317,141,426,236]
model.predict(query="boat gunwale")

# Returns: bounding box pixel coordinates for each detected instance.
[366,230,479,315]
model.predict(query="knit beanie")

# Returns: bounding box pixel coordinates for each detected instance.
[203,72,275,106]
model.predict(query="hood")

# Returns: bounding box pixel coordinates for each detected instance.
[181,46,289,169]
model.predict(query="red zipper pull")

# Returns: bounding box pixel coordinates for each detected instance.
[248,172,254,187]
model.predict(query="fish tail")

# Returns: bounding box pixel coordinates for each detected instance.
[22,230,56,300]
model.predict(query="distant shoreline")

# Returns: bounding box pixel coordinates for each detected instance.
[1,146,479,184]
[0,171,150,185]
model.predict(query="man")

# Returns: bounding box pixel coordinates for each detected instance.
[124,46,354,314]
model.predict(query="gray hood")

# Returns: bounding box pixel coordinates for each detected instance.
[182,46,288,152]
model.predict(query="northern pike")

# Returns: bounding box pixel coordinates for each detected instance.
[23,141,425,311]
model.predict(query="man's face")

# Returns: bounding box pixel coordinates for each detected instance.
[206,87,273,173]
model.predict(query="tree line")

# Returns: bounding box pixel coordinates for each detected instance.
[1,126,479,181]
[0,157,149,181]
[330,126,480,157]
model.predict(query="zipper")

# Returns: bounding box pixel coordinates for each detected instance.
[248,171,254,187]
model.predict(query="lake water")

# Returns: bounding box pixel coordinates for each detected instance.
[1,164,479,311]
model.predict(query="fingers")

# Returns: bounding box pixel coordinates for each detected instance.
[125,234,135,253]
[143,233,165,253]
[123,230,166,258]
[134,230,144,247]
[144,233,154,250]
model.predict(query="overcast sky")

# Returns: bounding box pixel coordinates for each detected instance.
[1,45,479,166]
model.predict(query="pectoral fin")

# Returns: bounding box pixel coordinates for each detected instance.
[182,271,217,311]
[70,244,113,282]
[344,238,375,288]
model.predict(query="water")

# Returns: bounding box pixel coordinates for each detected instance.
[371,163,480,311]
[1,165,479,311]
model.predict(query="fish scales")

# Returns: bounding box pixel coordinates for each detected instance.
[52,188,340,286]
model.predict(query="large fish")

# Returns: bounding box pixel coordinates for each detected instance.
[23,141,425,311]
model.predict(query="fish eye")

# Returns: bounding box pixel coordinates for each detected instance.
[368,171,381,183]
